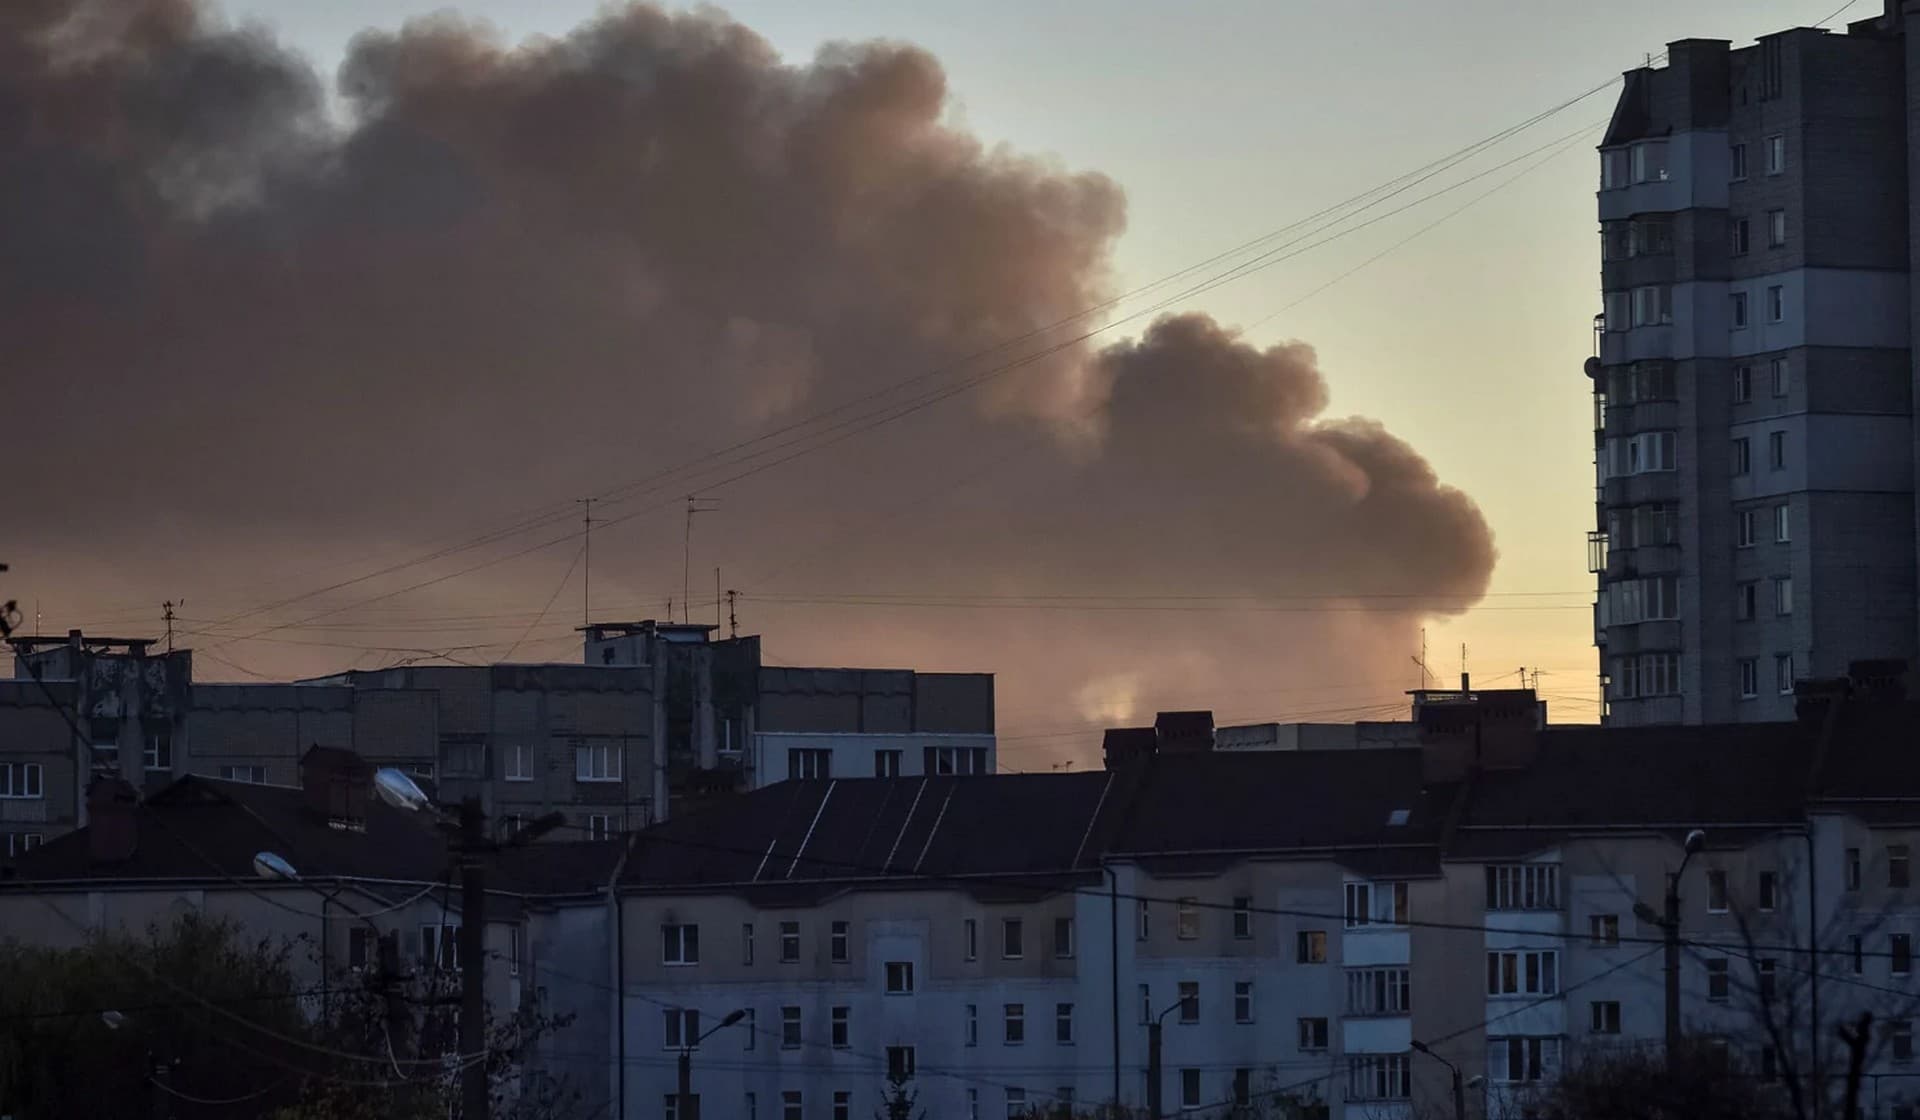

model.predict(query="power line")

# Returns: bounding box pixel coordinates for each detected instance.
[503,541,586,661]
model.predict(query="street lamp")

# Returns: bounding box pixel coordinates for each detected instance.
[1411,1039,1467,1120]
[1633,827,1706,1068]
[677,1009,749,1120]
[1146,993,1197,1119]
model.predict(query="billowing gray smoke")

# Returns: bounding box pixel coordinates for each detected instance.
[0,0,1495,762]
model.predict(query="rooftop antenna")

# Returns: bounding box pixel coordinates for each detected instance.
[577,497,595,626]
[684,496,719,627]
[1412,627,1431,690]
[163,600,181,653]
[726,589,738,639]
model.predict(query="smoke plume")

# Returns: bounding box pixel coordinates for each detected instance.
[0,0,1496,763]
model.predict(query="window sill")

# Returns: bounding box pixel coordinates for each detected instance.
[663,961,698,967]
[504,776,534,783]
[575,777,623,784]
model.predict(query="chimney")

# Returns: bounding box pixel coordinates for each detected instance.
[86,777,139,863]
[299,746,374,826]
[1419,691,1541,782]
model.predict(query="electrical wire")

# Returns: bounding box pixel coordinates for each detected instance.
[503,540,586,661]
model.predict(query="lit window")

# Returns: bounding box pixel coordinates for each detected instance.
[1296,930,1326,963]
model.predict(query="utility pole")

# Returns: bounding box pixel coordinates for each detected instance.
[1146,1018,1162,1120]
[578,499,595,626]
[459,796,488,1120]
[677,1047,695,1120]
[1635,829,1703,1072]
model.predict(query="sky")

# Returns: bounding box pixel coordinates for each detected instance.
[2,0,1864,763]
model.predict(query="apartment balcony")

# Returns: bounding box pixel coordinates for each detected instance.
[1600,473,1680,508]
[1586,532,1608,574]
[0,799,49,824]
[1604,543,1683,580]
[1601,619,1682,656]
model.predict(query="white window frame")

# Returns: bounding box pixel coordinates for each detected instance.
[7,832,43,858]
[780,1006,802,1048]
[1233,980,1254,1024]
[143,731,173,772]
[1730,143,1748,180]
[1708,869,1730,912]
[1054,916,1075,959]
[885,960,915,994]
[663,923,700,966]
[1777,654,1796,695]
[1003,1003,1025,1045]
[1737,508,1757,548]
[1056,1002,1074,1045]
[0,762,45,800]
[586,812,618,841]
[830,920,849,963]
[1768,209,1787,248]
[1346,1054,1412,1101]
[505,744,534,782]
[419,923,460,970]
[1298,1017,1329,1051]
[218,764,266,784]
[779,921,800,963]
[1775,577,1794,617]
[1767,285,1786,324]
[1766,133,1786,175]
[575,742,622,783]
[1346,967,1413,1016]
[1590,913,1620,947]
[1486,864,1561,911]
[1175,898,1199,939]
[1774,504,1791,543]
[1732,291,1750,329]
[831,1005,850,1048]
[1590,1000,1622,1034]
[788,748,831,780]
[1739,659,1760,700]
[1002,917,1023,960]
[663,1007,700,1050]
[1733,365,1752,402]
[1490,1036,1561,1084]
[1487,950,1560,996]
[873,749,902,778]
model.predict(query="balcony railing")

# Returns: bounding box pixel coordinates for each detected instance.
[1587,531,1608,574]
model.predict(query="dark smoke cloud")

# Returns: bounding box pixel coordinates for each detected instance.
[1,1,1495,760]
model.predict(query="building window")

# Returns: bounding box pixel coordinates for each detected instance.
[1344,883,1371,927]
[1298,1017,1329,1051]
[418,924,460,970]
[1177,981,1200,1023]
[1486,864,1560,910]
[1767,285,1785,323]
[1605,291,1630,332]
[833,1091,851,1120]
[1738,508,1757,548]
[1003,1089,1024,1119]
[0,763,45,799]
[1731,143,1748,180]
[574,743,621,783]
[1759,958,1778,1000]
[965,1003,978,1046]
[1055,1003,1074,1044]
[144,731,173,772]
[1491,1037,1561,1084]
[1774,504,1791,543]
[1180,1069,1202,1110]
[1758,871,1778,912]
[1487,950,1559,996]
[1600,148,1629,189]
[779,921,800,963]
[1730,217,1750,256]
[1732,437,1751,476]
[782,1091,802,1120]
[1708,869,1729,912]
[780,1007,801,1048]
[1054,917,1074,959]
[1590,914,1620,947]
[1733,365,1752,402]
[788,749,831,780]
[1766,134,1785,175]
[742,923,754,965]
[1775,577,1793,616]
[873,749,902,778]
[963,918,977,961]
[886,1045,915,1080]
[1176,898,1199,939]
[830,920,849,963]
[346,926,373,971]
[218,764,266,784]
[1738,583,1758,622]
[505,744,533,781]
[1630,216,1673,257]
[1846,848,1862,891]
[831,1006,850,1048]
[1003,1003,1024,1044]
[1139,984,1151,1025]
[1346,967,1413,1016]
[1232,896,1252,939]
[1296,930,1327,963]
[1777,654,1796,695]
[1591,1000,1622,1034]
[1894,934,1913,976]
[1233,1069,1253,1108]
[1138,900,1150,940]
[662,924,699,965]
[663,1008,699,1049]
[1631,285,1672,327]
[1739,659,1759,700]
[1002,918,1024,959]
[1732,291,1749,329]
[1769,430,1786,470]
[965,1090,977,1120]
[1234,981,1254,1024]
[1767,209,1787,248]
[926,745,988,775]
[1895,1021,1915,1062]
[1630,141,1669,183]
[1852,936,1864,975]
[1892,844,1912,888]
[585,813,618,841]
[1708,958,1730,1001]
[885,961,914,993]
[1347,1054,1411,1101]
[742,1009,756,1050]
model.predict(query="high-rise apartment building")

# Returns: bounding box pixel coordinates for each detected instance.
[1591,6,1920,724]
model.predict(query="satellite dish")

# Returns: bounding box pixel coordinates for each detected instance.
[253,850,299,881]
[1584,356,1603,380]
[373,767,432,813]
